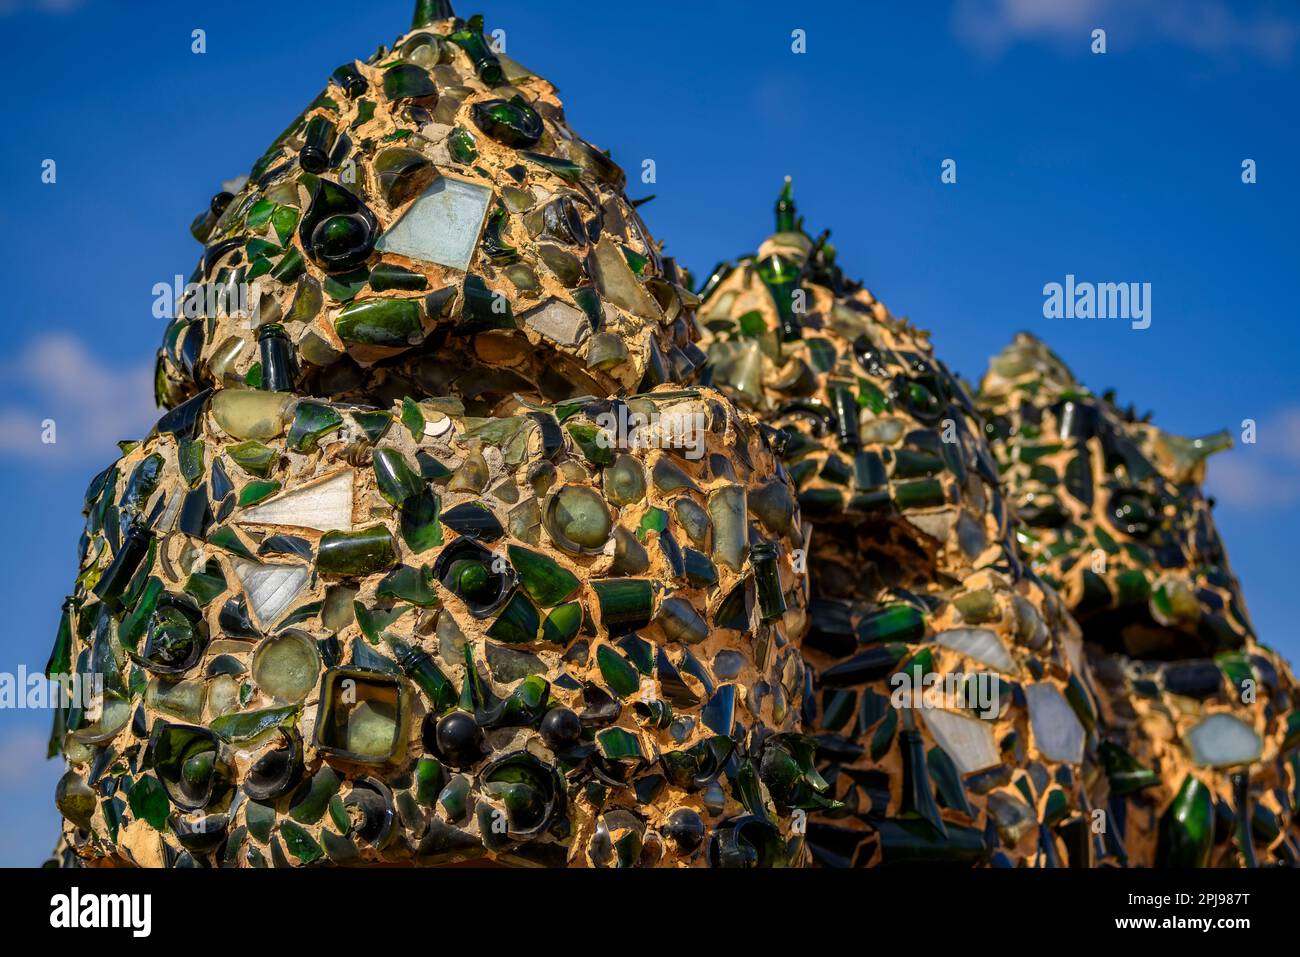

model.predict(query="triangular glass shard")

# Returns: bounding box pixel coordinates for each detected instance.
[239,470,355,531]
[374,175,492,271]
[232,559,311,629]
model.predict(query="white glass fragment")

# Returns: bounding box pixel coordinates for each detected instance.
[374,176,492,271]
[1025,682,1085,764]
[934,627,1016,673]
[1186,713,1262,768]
[922,708,1000,775]
[239,470,354,532]
[232,560,311,628]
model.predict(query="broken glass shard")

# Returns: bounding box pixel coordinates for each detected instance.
[239,470,355,532]
[374,176,492,272]
[934,627,1016,673]
[232,559,312,629]
[1025,682,1085,764]
[1185,713,1262,768]
[921,708,1000,775]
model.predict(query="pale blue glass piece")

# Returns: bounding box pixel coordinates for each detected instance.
[1025,682,1085,764]
[375,175,492,271]
[1186,713,1262,768]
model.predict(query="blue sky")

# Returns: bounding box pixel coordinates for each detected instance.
[0,0,1296,865]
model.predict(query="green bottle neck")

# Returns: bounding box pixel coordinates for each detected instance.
[412,0,454,29]
[774,176,797,233]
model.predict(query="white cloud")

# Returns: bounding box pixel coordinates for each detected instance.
[1206,407,1300,510]
[0,333,158,465]
[952,0,1299,64]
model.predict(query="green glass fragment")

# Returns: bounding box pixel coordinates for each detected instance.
[227,440,277,478]
[399,489,442,552]
[598,645,640,697]
[286,401,344,453]
[377,564,440,606]
[1156,774,1214,867]
[280,820,324,863]
[318,525,398,576]
[507,544,579,606]
[238,480,281,507]
[566,423,615,466]
[373,447,424,507]
[288,767,341,824]
[485,591,541,645]
[541,602,582,644]
[335,297,423,347]
[126,775,170,831]
[210,704,298,743]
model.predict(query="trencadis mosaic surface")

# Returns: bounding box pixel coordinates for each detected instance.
[48,1,818,868]
[43,0,1299,869]
[978,333,1300,866]
[697,182,1106,866]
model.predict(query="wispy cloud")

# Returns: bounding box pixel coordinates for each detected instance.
[1206,407,1300,510]
[0,333,158,465]
[952,0,1300,64]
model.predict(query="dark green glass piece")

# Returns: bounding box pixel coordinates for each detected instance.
[335,297,423,347]
[353,410,393,444]
[597,645,640,697]
[821,643,909,688]
[1155,773,1214,867]
[317,525,399,576]
[237,479,280,507]
[299,178,377,274]
[400,489,442,553]
[893,478,945,510]
[471,96,543,148]
[750,541,786,621]
[286,401,343,453]
[448,24,505,86]
[1099,741,1159,796]
[382,63,436,101]
[566,423,615,466]
[280,820,324,863]
[858,603,926,644]
[369,262,428,292]
[876,817,986,865]
[541,602,582,644]
[507,544,579,606]
[227,440,276,478]
[288,766,341,824]
[591,579,653,631]
[485,591,540,645]
[377,564,440,607]
[126,775,170,831]
[373,447,424,507]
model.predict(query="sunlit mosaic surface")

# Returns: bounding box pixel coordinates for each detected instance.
[978,333,1300,866]
[48,3,818,868]
[696,184,1109,866]
[43,1,1299,869]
